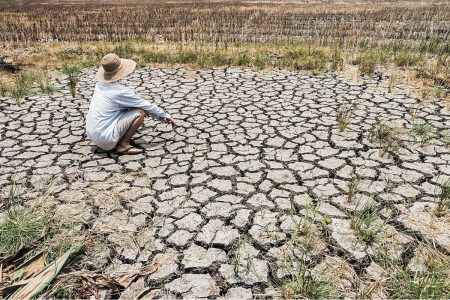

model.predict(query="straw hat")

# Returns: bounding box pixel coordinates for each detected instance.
[96,53,136,83]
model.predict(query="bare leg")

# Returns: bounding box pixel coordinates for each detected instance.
[115,109,146,154]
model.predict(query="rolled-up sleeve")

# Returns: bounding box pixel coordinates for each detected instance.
[117,87,170,120]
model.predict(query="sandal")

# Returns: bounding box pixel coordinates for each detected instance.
[115,146,144,155]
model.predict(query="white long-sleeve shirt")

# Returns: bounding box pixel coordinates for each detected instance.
[85,81,170,150]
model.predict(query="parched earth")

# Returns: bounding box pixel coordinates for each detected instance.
[0,67,449,298]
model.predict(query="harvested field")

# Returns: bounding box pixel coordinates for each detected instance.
[0,0,449,299]
[0,1,449,43]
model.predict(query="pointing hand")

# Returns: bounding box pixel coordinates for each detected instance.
[166,116,176,128]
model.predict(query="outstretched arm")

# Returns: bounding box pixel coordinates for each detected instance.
[118,86,175,127]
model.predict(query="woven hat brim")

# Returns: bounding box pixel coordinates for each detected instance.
[96,59,136,83]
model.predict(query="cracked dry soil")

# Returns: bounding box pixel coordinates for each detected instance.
[0,67,449,298]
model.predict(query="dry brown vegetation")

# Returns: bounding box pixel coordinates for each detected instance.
[0,1,449,44]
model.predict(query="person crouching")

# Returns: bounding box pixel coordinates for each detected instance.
[85,53,176,155]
